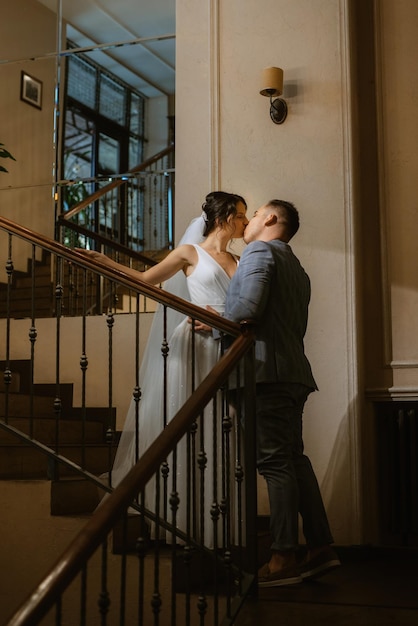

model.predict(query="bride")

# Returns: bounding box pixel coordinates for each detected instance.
[80,191,248,547]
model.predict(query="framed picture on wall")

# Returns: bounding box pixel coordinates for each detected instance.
[20,71,42,109]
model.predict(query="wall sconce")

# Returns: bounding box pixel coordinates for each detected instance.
[260,67,288,124]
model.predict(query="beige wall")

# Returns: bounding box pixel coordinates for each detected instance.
[175,0,418,544]
[176,0,359,544]
[146,95,171,158]
[0,0,57,257]
[376,0,418,390]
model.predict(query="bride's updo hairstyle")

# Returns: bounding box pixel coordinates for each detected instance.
[201,191,247,238]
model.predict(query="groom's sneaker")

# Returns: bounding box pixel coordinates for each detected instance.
[299,547,341,581]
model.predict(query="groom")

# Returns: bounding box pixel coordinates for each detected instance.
[224,199,340,587]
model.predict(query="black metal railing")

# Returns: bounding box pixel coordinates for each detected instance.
[0,216,258,625]
[0,227,159,319]
[58,145,175,254]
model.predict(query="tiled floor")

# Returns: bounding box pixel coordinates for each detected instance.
[235,544,418,626]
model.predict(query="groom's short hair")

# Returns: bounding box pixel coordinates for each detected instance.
[266,199,300,239]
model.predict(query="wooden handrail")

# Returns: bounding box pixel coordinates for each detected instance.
[0,214,241,337]
[61,145,174,221]
[55,218,161,266]
[5,328,255,626]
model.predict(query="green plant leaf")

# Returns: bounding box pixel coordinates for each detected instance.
[0,144,16,160]
[0,142,16,172]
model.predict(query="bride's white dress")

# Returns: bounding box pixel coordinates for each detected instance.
[110,242,235,548]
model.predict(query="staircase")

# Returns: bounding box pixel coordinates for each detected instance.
[0,248,142,319]
[0,243,155,521]
[0,249,55,318]
[0,358,119,516]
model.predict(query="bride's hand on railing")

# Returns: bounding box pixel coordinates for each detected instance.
[75,248,147,282]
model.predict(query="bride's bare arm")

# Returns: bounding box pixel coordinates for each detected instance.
[77,245,196,285]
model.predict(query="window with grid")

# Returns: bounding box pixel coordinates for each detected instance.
[61,44,146,248]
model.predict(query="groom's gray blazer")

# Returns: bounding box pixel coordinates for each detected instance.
[224,239,317,391]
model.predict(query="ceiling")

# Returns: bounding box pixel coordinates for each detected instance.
[39,0,176,98]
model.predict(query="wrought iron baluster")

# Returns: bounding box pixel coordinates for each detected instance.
[170,445,179,625]
[221,383,234,612]
[152,174,157,250]
[106,311,116,473]
[233,359,245,589]
[67,258,74,316]
[80,563,88,626]
[87,266,96,315]
[161,305,170,523]
[133,294,142,474]
[55,595,62,625]
[80,267,88,469]
[152,468,162,624]
[28,244,38,439]
[3,233,14,423]
[221,397,232,550]
[137,491,148,625]
[210,395,221,622]
[98,539,110,624]
[163,156,170,247]
[197,593,208,624]
[144,173,151,251]
[119,513,128,626]
[190,320,198,541]
[53,256,64,475]
[157,166,163,250]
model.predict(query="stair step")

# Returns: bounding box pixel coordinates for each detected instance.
[0,393,114,426]
[0,443,118,479]
[0,300,53,318]
[0,416,104,444]
[10,383,74,406]
[9,273,52,289]
[0,393,57,418]
[1,284,52,300]
[0,356,119,514]
[0,371,74,408]
[50,477,101,515]
[112,514,151,554]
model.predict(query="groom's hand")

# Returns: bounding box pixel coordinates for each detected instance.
[188,305,220,333]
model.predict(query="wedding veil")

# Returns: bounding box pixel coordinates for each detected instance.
[109,215,206,488]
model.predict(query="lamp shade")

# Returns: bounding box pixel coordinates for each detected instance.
[260,66,284,97]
